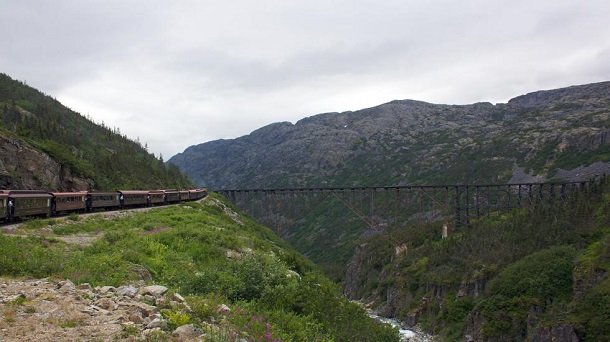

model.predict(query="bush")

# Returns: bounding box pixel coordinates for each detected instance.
[477,246,577,339]
[487,245,576,301]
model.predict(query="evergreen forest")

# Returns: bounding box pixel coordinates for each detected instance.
[0,73,192,190]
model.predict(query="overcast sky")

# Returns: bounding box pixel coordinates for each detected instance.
[1,0,609,159]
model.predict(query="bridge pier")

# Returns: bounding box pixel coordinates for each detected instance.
[216,180,596,234]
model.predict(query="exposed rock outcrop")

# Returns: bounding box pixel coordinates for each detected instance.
[0,133,92,191]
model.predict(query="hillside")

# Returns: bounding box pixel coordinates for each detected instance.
[0,73,192,191]
[0,195,398,341]
[168,81,610,283]
[169,81,610,189]
[345,177,610,341]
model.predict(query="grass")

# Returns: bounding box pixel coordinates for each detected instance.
[0,193,400,341]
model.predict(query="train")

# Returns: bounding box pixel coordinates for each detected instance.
[0,188,208,222]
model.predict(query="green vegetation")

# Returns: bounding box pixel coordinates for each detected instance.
[351,178,610,340]
[0,194,399,341]
[0,73,192,189]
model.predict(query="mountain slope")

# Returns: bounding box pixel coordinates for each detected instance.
[344,177,610,341]
[0,73,192,190]
[169,81,610,285]
[169,81,610,189]
[0,194,399,341]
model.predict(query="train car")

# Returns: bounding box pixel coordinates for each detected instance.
[51,192,87,215]
[0,193,8,221]
[87,191,121,211]
[188,188,208,200]
[119,190,150,207]
[179,190,189,201]
[149,190,166,206]
[7,191,52,219]
[164,190,180,203]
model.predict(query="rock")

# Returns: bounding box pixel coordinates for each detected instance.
[402,314,417,328]
[141,285,168,296]
[128,312,144,324]
[172,293,186,303]
[0,133,93,190]
[98,286,117,294]
[77,283,93,291]
[118,285,138,297]
[146,317,167,330]
[59,279,76,292]
[226,249,242,259]
[132,302,158,318]
[173,324,204,339]
[89,305,109,314]
[95,297,117,311]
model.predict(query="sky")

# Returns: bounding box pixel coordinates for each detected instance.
[1,0,610,159]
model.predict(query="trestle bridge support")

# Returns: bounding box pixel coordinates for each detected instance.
[217,181,595,234]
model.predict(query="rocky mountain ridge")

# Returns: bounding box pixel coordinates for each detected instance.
[169,81,610,189]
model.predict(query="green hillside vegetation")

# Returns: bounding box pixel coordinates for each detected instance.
[0,73,192,189]
[352,178,610,340]
[0,194,398,341]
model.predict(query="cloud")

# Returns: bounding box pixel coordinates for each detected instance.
[1,0,610,158]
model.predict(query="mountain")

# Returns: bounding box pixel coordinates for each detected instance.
[169,80,610,340]
[169,81,610,189]
[0,73,193,190]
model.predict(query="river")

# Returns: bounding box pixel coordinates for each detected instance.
[368,313,435,342]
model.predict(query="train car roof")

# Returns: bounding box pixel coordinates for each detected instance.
[50,192,88,196]
[9,193,53,198]
[118,190,150,195]
[0,190,50,194]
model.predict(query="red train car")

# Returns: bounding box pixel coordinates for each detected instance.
[87,191,121,211]
[51,192,87,215]
[6,191,52,219]
[119,190,150,207]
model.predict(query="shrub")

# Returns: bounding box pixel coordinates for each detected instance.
[477,245,577,339]
[486,245,576,301]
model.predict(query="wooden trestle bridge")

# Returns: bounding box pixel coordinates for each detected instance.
[216,181,596,234]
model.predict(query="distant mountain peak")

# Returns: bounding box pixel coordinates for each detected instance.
[169,81,610,189]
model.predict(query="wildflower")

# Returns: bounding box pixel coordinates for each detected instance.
[266,323,271,331]
[229,331,236,339]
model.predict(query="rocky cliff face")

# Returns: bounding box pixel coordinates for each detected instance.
[0,133,92,191]
[169,81,610,189]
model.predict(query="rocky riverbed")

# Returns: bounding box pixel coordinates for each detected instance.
[368,313,435,342]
